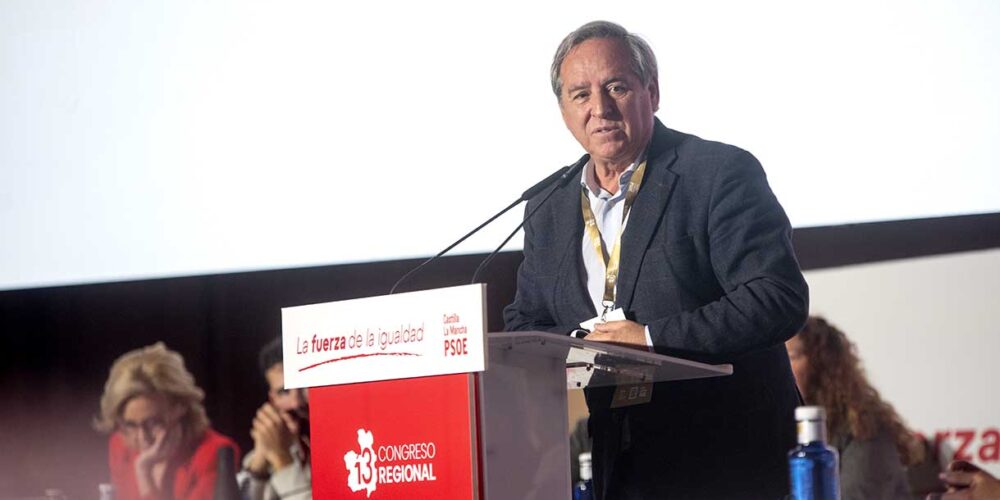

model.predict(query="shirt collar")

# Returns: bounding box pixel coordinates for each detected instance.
[579,152,647,198]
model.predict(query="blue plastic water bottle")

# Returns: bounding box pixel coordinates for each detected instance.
[573,451,594,500]
[789,406,840,500]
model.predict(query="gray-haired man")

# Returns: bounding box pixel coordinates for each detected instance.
[505,20,808,499]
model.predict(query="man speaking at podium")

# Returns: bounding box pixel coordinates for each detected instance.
[504,21,809,499]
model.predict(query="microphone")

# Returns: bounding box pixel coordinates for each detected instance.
[388,164,578,295]
[519,165,572,200]
[470,160,584,284]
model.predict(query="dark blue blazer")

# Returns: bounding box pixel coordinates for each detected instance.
[504,119,808,499]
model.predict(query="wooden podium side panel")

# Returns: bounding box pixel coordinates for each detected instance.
[309,373,479,499]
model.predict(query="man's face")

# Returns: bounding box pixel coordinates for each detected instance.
[559,37,659,167]
[266,363,309,435]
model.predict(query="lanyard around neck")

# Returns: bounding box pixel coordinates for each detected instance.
[580,160,648,315]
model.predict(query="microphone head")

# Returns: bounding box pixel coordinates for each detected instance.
[558,160,586,186]
[520,166,570,201]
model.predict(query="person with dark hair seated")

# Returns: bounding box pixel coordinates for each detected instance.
[95,342,239,500]
[238,337,312,500]
[787,316,925,499]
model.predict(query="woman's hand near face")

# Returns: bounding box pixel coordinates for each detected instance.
[134,424,181,496]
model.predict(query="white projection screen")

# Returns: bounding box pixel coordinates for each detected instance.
[2,0,999,290]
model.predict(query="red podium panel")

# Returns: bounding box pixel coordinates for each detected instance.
[310,373,479,499]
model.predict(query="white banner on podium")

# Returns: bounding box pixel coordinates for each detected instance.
[281,284,487,389]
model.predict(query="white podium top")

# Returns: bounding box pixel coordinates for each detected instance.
[488,331,733,389]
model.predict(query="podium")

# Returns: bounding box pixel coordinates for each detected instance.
[281,286,731,499]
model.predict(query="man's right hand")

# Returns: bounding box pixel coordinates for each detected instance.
[248,402,295,475]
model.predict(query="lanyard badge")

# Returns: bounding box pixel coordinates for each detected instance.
[600,300,616,322]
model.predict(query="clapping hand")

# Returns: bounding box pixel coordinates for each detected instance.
[249,402,296,473]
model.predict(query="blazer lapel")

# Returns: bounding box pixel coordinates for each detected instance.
[616,121,680,314]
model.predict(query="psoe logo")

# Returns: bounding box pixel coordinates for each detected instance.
[344,428,377,497]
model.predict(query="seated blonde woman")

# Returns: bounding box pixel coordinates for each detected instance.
[94,342,239,500]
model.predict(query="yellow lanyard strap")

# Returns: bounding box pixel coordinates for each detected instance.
[580,160,648,313]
